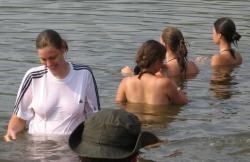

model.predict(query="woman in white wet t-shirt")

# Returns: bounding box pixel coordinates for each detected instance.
[4,29,100,141]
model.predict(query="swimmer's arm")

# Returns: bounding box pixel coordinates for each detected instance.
[167,81,188,105]
[211,54,223,66]
[174,88,188,105]
[4,114,26,142]
[115,78,127,104]
[121,66,134,77]
[195,56,210,64]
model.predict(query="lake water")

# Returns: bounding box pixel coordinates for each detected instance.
[0,0,250,161]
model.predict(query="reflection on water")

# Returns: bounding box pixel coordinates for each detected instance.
[1,0,250,161]
[124,103,181,129]
[155,132,250,162]
[209,66,240,100]
[1,133,78,162]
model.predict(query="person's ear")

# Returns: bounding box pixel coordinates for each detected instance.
[218,33,222,39]
[60,41,67,53]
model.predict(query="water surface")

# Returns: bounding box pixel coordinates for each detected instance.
[0,0,250,161]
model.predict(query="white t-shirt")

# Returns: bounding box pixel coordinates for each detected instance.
[13,62,100,135]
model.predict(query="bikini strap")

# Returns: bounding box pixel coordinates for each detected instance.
[220,48,236,59]
[138,70,154,79]
[167,57,177,63]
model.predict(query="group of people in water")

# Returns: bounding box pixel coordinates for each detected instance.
[3,17,242,162]
[117,17,242,106]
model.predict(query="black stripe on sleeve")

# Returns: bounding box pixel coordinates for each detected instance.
[72,63,101,111]
[13,69,47,114]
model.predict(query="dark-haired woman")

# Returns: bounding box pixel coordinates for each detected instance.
[116,40,188,105]
[4,29,100,141]
[211,17,242,66]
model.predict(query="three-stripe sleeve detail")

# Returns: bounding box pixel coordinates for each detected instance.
[13,69,47,114]
[72,64,101,111]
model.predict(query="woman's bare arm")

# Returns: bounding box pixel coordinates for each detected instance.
[4,114,26,142]
[167,80,188,105]
[115,78,127,104]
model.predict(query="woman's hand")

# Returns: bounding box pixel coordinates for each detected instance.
[195,56,209,64]
[121,66,133,77]
[4,115,26,142]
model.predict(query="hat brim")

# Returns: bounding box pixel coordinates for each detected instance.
[69,122,159,159]
[69,122,85,150]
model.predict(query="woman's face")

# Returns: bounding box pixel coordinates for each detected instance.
[212,27,220,44]
[38,46,65,71]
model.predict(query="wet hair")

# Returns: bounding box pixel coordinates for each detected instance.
[36,29,68,52]
[161,27,188,73]
[214,17,241,59]
[135,40,166,79]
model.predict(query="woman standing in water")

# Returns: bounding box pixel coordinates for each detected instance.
[4,29,100,141]
[211,17,242,66]
[116,40,188,105]
[159,27,199,77]
[122,27,199,78]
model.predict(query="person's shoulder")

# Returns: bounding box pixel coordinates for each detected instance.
[187,60,200,74]
[211,53,222,66]
[71,62,93,73]
[25,65,47,75]
[71,62,91,70]
[235,52,243,65]
[118,76,135,89]
[22,65,47,79]
[124,75,139,83]
[155,76,173,86]
[155,77,178,95]
[211,53,220,60]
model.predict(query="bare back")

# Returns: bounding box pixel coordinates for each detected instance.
[116,73,188,105]
[211,52,242,66]
[165,60,199,77]
[125,74,171,105]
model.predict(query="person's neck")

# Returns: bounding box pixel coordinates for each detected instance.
[219,41,231,54]
[141,68,156,75]
[53,62,70,79]
[166,51,176,63]
[138,68,155,79]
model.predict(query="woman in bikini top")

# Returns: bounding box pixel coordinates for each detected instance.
[121,27,199,79]
[159,27,199,78]
[211,17,242,66]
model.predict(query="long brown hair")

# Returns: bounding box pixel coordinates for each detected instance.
[161,27,188,74]
[36,29,68,52]
[135,40,166,79]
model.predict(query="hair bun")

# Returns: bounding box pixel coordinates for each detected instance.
[232,32,241,41]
